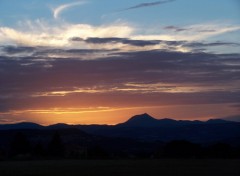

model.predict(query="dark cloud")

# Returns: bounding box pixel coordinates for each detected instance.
[70,37,240,52]
[164,26,217,33]
[0,47,240,113]
[33,48,118,56]
[121,0,175,11]
[69,37,187,48]
[184,41,240,48]
[1,49,240,87]
[83,37,125,44]
[84,37,161,47]
[0,45,119,60]
[70,37,84,42]
[0,45,36,55]
[164,25,188,32]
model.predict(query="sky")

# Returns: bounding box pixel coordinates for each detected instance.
[0,0,240,125]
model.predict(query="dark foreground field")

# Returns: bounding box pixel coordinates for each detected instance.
[0,159,240,176]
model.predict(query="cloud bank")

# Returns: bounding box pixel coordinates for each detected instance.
[0,47,240,123]
[0,20,239,54]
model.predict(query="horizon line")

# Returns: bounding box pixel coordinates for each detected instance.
[0,113,239,126]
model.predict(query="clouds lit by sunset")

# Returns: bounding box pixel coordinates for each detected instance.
[0,0,240,124]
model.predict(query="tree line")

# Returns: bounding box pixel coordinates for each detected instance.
[0,132,240,160]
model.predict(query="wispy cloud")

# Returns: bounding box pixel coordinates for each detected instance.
[0,20,134,47]
[133,23,240,42]
[53,1,88,19]
[1,20,240,54]
[122,0,175,11]
[164,25,188,32]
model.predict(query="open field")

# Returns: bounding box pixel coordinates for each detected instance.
[0,159,240,176]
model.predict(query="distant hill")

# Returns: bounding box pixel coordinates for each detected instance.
[0,122,43,130]
[118,113,204,127]
[80,114,240,144]
[119,113,160,127]
[47,123,74,129]
[206,119,230,124]
[0,114,240,145]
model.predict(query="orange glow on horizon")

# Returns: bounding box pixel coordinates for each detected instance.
[0,104,238,125]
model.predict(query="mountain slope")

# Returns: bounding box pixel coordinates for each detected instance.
[119,113,159,127]
[117,113,203,128]
[0,122,43,130]
[86,114,240,143]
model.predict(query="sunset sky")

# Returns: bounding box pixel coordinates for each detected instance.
[0,0,240,125]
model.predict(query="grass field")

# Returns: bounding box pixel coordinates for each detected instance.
[0,159,240,176]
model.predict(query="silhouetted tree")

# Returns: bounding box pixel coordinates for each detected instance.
[163,140,201,158]
[205,143,232,158]
[10,132,31,157]
[88,145,108,159]
[33,142,45,158]
[153,146,165,158]
[236,146,240,158]
[67,145,88,159]
[0,147,7,160]
[48,132,65,158]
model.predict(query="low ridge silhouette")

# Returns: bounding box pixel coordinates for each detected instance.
[0,113,240,160]
[0,113,239,144]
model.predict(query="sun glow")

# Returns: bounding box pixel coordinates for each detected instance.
[0,103,238,125]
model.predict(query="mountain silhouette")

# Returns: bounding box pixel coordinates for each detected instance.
[0,114,240,145]
[83,114,240,143]
[206,119,229,124]
[47,123,73,129]
[0,122,43,130]
[119,113,159,127]
[118,113,202,128]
